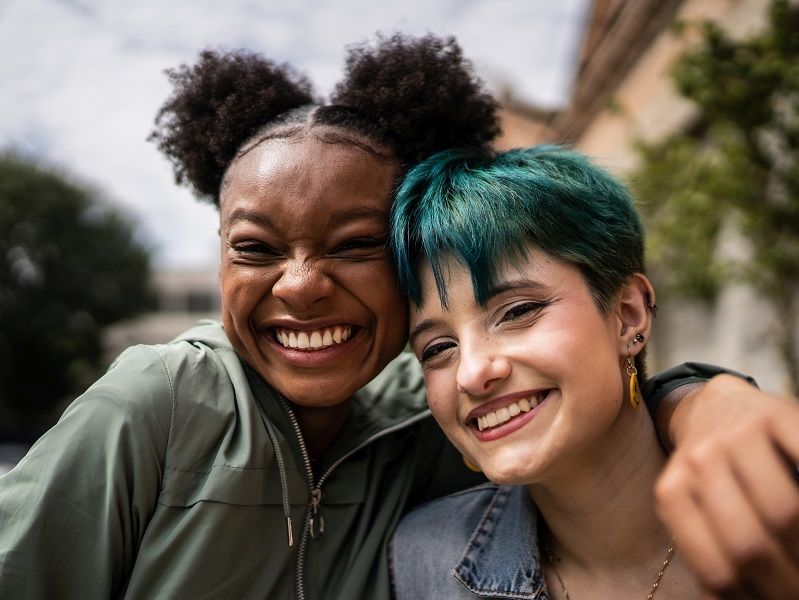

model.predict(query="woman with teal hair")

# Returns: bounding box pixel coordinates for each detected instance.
[389,145,799,598]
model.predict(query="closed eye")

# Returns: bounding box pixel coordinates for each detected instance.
[227,240,281,258]
[332,236,387,253]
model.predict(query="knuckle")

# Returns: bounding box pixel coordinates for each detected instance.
[768,500,799,534]
[654,468,686,505]
[684,442,721,473]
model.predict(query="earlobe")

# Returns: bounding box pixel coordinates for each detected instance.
[616,273,655,353]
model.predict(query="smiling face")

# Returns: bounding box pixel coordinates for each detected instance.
[220,131,408,409]
[409,248,635,485]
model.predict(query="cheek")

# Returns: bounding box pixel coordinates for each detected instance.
[220,265,273,311]
[423,372,460,429]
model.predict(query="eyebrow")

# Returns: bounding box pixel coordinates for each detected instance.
[483,278,549,299]
[225,206,388,235]
[326,206,389,229]
[408,318,441,349]
[226,208,277,231]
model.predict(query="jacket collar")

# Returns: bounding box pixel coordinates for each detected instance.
[174,321,431,453]
[454,486,548,599]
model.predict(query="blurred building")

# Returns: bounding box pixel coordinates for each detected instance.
[497,0,795,392]
[104,266,220,361]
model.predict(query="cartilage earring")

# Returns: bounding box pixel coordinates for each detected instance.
[626,346,641,409]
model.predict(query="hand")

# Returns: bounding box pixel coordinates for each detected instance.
[654,375,799,598]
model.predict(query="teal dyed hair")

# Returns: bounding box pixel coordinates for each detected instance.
[390,145,645,311]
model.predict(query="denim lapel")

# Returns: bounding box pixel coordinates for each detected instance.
[453,485,548,599]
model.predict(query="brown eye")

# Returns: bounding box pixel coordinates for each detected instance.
[420,341,456,363]
[501,301,549,323]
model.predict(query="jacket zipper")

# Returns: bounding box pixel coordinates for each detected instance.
[277,395,430,600]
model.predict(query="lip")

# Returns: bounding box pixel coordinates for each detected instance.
[467,389,553,443]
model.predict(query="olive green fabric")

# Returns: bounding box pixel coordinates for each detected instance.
[0,322,480,599]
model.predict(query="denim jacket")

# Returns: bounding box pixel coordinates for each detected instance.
[391,484,551,599]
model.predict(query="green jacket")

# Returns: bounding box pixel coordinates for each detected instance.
[0,322,731,599]
[0,322,481,599]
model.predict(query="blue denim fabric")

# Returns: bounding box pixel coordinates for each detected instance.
[391,484,549,599]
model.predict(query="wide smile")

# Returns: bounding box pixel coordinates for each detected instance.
[273,325,354,351]
[467,389,553,441]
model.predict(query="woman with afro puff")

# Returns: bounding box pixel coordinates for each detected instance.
[0,32,793,600]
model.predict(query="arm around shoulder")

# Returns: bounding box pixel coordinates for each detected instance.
[0,345,174,598]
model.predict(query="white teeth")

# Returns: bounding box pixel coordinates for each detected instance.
[310,331,323,349]
[496,407,511,424]
[275,326,353,351]
[297,332,310,349]
[475,393,546,432]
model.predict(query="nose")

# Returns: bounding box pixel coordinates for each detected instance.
[271,258,335,309]
[455,344,511,397]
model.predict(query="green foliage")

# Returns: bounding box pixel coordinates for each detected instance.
[632,0,799,392]
[0,155,153,439]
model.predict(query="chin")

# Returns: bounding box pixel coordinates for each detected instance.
[477,450,549,486]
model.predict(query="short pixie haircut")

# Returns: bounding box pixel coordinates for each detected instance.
[390,145,645,312]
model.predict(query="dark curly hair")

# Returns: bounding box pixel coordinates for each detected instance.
[150,33,500,206]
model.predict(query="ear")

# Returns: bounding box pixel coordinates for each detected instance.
[614,273,655,357]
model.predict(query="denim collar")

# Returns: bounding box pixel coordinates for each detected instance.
[453,485,548,599]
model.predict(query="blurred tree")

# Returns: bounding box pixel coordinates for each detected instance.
[631,0,799,394]
[0,154,153,441]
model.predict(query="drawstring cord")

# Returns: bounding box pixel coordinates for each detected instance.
[254,400,294,547]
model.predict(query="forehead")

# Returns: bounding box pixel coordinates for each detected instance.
[221,133,399,224]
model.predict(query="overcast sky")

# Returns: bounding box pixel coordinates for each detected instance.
[0,0,589,269]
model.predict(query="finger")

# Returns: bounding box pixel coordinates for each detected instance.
[691,447,799,598]
[729,425,799,564]
[655,462,735,590]
[768,399,799,464]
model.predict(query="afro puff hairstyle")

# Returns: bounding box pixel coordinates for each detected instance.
[150,34,500,207]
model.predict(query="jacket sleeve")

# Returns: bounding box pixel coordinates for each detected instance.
[644,361,758,416]
[0,345,174,599]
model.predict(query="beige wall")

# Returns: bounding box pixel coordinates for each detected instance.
[572,0,793,392]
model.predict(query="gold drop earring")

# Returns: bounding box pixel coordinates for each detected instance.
[626,333,645,409]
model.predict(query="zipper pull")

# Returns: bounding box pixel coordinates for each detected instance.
[309,487,325,539]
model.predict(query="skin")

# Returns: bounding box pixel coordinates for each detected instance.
[409,248,699,598]
[212,125,798,594]
[219,130,407,457]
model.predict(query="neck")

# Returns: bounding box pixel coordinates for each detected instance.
[529,406,668,570]
[289,399,351,461]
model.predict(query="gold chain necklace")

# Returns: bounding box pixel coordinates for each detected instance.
[543,538,675,600]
